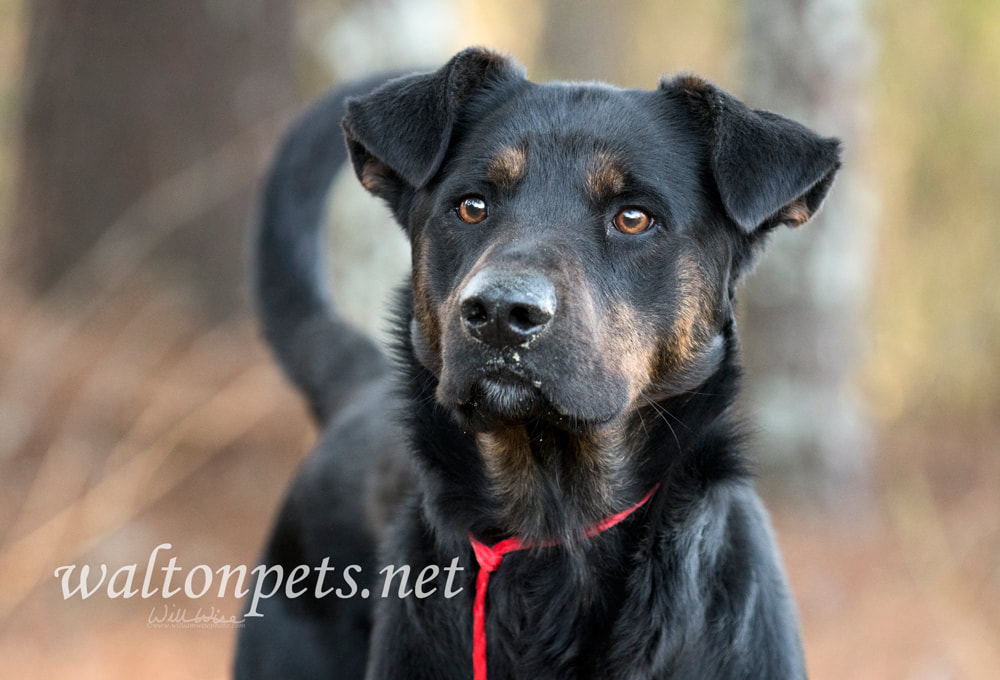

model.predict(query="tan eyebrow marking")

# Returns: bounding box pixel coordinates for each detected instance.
[486,145,528,188]
[586,151,628,202]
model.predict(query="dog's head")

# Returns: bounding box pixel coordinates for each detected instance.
[343,48,839,439]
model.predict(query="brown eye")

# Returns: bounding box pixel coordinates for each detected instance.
[614,208,653,234]
[457,196,488,224]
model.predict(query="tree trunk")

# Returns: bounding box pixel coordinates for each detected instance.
[7,0,295,317]
[741,0,875,503]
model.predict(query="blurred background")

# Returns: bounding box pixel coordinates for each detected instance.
[0,1,997,678]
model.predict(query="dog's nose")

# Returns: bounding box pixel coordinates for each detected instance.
[459,270,556,347]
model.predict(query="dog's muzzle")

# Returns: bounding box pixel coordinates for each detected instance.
[437,265,628,433]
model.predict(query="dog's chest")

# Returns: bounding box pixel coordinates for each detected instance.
[424,542,693,680]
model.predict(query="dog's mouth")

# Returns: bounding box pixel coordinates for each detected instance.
[456,374,543,424]
[451,365,616,434]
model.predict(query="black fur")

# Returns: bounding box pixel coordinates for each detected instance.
[236,48,840,679]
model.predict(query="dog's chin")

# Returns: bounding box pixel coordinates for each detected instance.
[454,377,544,430]
[450,375,618,435]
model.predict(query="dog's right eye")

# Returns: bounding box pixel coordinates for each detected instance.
[613,207,653,235]
[456,197,489,224]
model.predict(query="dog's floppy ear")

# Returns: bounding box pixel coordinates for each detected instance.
[342,48,525,207]
[663,75,842,233]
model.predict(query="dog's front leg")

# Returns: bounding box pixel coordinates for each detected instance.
[364,501,473,680]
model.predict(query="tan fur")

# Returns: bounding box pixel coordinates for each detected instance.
[585,152,627,202]
[667,255,705,365]
[412,237,442,354]
[673,74,710,97]
[777,197,811,227]
[477,424,633,542]
[360,158,396,197]
[597,303,657,407]
[486,145,528,188]
[643,252,729,399]
[477,427,551,541]
[477,428,534,499]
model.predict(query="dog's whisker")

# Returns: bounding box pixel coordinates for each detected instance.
[640,393,683,453]
[640,393,691,433]
[636,407,649,437]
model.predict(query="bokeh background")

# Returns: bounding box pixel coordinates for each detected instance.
[0,1,997,678]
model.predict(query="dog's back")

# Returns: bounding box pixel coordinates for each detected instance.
[236,77,412,679]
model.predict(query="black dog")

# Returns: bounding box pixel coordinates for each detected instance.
[235,48,840,679]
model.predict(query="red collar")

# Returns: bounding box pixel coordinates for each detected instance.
[467,482,661,680]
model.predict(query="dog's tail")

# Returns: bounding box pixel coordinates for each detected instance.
[254,78,390,424]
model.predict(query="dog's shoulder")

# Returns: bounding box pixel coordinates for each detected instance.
[273,377,413,558]
[603,481,805,678]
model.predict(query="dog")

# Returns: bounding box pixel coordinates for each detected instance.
[234,48,840,679]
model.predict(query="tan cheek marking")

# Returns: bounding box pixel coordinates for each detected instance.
[411,237,441,353]
[671,258,703,365]
[598,303,657,406]
[585,152,628,203]
[653,252,723,387]
[486,145,528,188]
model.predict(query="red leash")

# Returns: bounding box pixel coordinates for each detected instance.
[467,483,660,680]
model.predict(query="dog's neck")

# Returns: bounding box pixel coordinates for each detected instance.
[474,422,640,546]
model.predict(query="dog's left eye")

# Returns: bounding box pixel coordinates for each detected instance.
[613,208,653,235]
[456,197,489,224]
